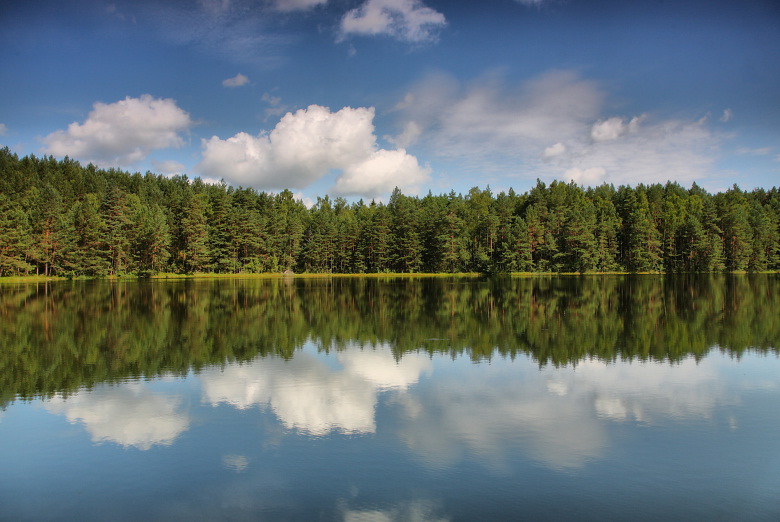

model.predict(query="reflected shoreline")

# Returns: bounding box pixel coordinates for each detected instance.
[2,275,778,405]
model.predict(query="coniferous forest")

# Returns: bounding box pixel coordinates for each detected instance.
[1,147,779,277]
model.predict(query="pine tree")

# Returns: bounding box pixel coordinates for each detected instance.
[389,188,422,272]
[101,185,133,275]
[0,194,34,276]
[69,194,109,276]
[180,193,211,273]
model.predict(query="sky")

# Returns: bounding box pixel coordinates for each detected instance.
[1,0,779,203]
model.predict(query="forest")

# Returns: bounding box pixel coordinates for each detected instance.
[1,147,779,276]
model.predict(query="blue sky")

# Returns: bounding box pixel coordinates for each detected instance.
[1,0,778,203]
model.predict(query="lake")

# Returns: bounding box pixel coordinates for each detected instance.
[1,275,778,521]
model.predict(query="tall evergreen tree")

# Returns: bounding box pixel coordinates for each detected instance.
[180,193,211,273]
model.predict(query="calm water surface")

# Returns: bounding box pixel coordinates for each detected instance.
[1,276,778,521]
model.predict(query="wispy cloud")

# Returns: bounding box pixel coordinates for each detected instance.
[41,95,193,167]
[144,0,292,66]
[261,92,288,120]
[270,0,328,12]
[222,73,249,87]
[339,0,446,43]
[736,146,772,156]
[0,123,7,136]
[393,69,724,188]
[151,159,186,175]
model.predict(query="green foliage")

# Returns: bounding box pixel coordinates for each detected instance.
[1,275,777,405]
[1,148,780,276]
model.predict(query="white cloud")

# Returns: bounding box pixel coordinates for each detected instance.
[337,347,432,390]
[152,159,186,175]
[403,70,603,157]
[201,352,378,435]
[197,104,430,197]
[386,120,421,148]
[271,0,328,11]
[542,142,566,159]
[262,92,287,120]
[222,73,249,87]
[565,166,606,185]
[394,353,743,471]
[334,148,430,196]
[0,123,7,136]
[339,0,446,43]
[393,363,608,470]
[199,344,431,436]
[45,382,189,450]
[721,108,733,122]
[262,93,282,106]
[41,95,193,167]
[394,69,723,187]
[292,191,315,209]
[590,115,645,142]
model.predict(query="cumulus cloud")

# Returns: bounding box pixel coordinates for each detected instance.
[339,0,446,43]
[335,148,430,196]
[590,116,644,142]
[199,344,431,436]
[223,73,249,87]
[336,347,432,391]
[45,382,189,450]
[197,104,430,197]
[201,353,378,435]
[41,95,193,167]
[394,69,723,187]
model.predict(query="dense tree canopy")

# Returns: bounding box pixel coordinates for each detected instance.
[1,148,779,276]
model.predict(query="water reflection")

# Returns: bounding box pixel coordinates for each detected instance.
[391,354,747,470]
[35,342,770,474]
[340,499,448,522]
[2,275,778,406]
[0,313,776,521]
[44,381,190,450]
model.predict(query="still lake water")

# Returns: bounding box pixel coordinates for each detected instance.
[1,275,779,521]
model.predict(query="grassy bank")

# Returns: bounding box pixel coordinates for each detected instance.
[2,270,778,284]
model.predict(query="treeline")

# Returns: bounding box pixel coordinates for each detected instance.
[1,148,779,276]
[2,275,778,404]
